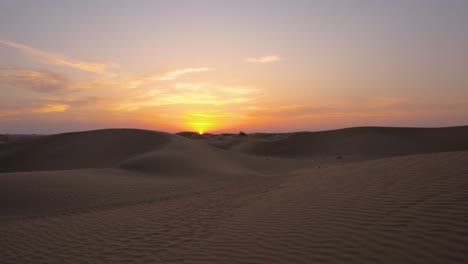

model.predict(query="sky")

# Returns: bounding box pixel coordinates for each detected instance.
[1,0,468,134]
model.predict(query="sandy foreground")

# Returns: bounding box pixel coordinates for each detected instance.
[1,127,468,263]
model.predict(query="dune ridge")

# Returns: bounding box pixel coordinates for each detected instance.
[227,126,468,158]
[0,129,170,173]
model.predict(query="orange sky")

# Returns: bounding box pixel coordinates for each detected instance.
[1,1,468,134]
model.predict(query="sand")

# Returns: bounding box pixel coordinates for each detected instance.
[1,127,468,263]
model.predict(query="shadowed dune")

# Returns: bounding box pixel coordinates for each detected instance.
[0,129,170,173]
[119,136,255,177]
[227,126,468,158]
[186,151,468,263]
[0,129,312,176]
[1,127,468,263]
[120,136,311,178]
[1,150,467,263]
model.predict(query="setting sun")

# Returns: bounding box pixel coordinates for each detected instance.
[182,112,226,133]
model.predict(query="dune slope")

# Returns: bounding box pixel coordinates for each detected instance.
[186,151,468,263]
[0,128,316,177]
[0,129,170,173]
[231,126,468,158]
[1,150,467,263]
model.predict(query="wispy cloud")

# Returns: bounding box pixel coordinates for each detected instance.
[127,68,214,89]
[33,103,69,113]
[248,97,411,119]
[0,96,105,120]
[1,65,217,94]
[0,39,119,77]
[1,67,114,93]
[114,82,258,111]
[155,68,213,81]
[156,83,257,106]
[245,55,281,64]
[0,102,70,119]
[1,67,71,93]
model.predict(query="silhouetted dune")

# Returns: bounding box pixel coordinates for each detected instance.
[119,137,255,177]
[0,129,170,173]
[0,128,307,176]
[230,126,468,158]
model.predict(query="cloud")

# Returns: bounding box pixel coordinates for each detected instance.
[0,67,71,93]
[1,65,217,96]
[114,82,258,111]
[0,101,70,119]
[155,68,213,81]
[40,96,104,108]
[0,67,113,93]
[157,83,257,106]
[245,55,281,64]
[0,96,106,121]
[71,79,116,90]
[127,68,214,89]
[0,39,119,77]
[248,105,331,118]
[32,103,69,113]
[247,98,411,120]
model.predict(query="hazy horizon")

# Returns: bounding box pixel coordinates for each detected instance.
[2,0,468,134]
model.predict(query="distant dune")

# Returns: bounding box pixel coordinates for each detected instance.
[215,126,468,158]
[0,129,170,173]
[1,126,468,263]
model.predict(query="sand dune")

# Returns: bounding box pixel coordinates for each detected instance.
[1,127,468,263]
[187,151,468,263]
[228,126,468,158]
[119,137,255,178]
[0,129,312,176]
[120,136,312,178]
[0,129,169,173]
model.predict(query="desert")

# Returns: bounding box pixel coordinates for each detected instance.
[2,1,468,262]
[1,126,468,263]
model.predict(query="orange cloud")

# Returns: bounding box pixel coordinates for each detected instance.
[1,67,114,92]
[32,103,69,113]
[1,67,71,93]
[247,98,414,121]
[0,102,70,120]
[114,82,258,111]
[0,96,107,120]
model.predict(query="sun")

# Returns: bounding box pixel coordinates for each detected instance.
[183,112,220,135]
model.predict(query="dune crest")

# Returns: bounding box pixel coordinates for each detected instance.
[0,129,170,173]
[226,126,468,158]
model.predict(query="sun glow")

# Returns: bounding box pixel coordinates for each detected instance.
[183,112,225,134]
[188,121,213,134]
